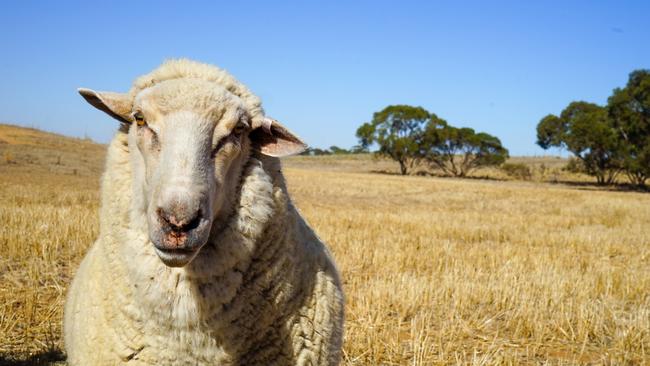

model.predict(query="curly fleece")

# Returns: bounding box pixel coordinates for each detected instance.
[64,60,344,365]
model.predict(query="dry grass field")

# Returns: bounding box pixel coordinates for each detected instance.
[1,124,648,365]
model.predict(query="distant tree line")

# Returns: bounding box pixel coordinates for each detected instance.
[355,105,509,175]
[300,145,368,156]
[537,70,650,186]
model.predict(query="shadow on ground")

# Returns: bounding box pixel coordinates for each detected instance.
[370,169,650,194]
[0,350,66,366]
[552,180,650,194]
[371,169,508,182]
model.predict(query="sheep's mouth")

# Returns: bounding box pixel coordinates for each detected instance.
[149,215,212,267]
[153,246,199,267]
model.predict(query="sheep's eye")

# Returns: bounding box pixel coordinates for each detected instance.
[233,123,247,136]
[133,112,146,127]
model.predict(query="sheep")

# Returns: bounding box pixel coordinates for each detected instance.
[64,59,344,365]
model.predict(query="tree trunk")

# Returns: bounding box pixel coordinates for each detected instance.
[399,160,408,175]
[605,169,619,185]
[627,172,648,187]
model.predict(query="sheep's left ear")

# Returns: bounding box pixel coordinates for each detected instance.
[77,88,132,124]
[250,117,308,157]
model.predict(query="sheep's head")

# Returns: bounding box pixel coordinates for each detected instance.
[79,72,305,267]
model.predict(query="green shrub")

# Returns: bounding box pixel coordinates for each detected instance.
[564,158,586,174]
[501,163,532,180]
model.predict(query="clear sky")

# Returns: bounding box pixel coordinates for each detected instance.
[1,1,648,155]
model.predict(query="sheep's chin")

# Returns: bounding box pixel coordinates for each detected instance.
[153,247,200,267]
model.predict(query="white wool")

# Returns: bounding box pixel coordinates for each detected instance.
[130,59,265,129]
[64,61,344,365]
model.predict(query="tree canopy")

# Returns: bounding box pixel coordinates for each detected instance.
[357,105,509,176]
[356,105,430,175]
[536,101,622,184]
[608,70,650,186]
[420,117,508,177]
[537,69,650,186]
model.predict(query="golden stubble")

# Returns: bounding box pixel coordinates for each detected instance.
[285,168,649,365]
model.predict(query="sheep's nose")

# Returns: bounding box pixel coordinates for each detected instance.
[156,207,202,233]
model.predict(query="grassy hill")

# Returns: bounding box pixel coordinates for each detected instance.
[0,124,106,178]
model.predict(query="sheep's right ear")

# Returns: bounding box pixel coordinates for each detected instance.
[78,88,132,124]
[250,117,308,157]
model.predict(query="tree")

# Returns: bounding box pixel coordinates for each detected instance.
[356,105,430,175]
[608,69,650,187]
[420,116,509,177]
[536,114,566,149]
[300,147,331,156]
[329,145,350,155]
[536,101,622,185]
[350,144,369,154]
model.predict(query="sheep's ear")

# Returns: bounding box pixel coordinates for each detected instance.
[250,117,308,157]
[78,88,132,124]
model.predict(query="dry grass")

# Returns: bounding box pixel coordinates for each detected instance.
[287,169,649,365]
[287,154,599,184]
[1,124,648,365]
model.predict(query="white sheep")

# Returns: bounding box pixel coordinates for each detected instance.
[64,59,344,365]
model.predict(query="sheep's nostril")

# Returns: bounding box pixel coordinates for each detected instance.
[156,207,173,228]
[183,210,202,231]
[157,207,202,232]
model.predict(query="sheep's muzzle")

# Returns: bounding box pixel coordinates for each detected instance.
[150,206,212,267]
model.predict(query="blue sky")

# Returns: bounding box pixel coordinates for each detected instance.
[1,1,648,155]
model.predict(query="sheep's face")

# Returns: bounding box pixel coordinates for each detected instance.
[79,77,306,268]
[128,79,255,267]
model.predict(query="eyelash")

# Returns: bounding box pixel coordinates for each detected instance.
[211,125,246,157]
[210,137,228,158]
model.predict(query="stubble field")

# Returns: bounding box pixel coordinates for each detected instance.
[0,124,648,365]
